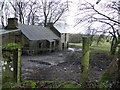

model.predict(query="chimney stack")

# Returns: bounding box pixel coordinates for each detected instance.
[5,18,18,30]
[47,22,54,28]
[46,22,61,37]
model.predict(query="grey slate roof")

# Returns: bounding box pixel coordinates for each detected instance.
[54,25,69,33]
[18,24,59,42]
[0,29,20,35]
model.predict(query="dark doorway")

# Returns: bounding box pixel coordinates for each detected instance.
[62,43,64,49]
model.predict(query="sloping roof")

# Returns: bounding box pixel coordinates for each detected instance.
[18,24,59,42]
[54,25,69,33]
[0,29,20,35]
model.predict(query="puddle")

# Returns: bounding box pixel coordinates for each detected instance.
[68,47,82,52]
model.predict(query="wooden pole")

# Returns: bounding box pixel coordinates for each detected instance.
[81,36,90,84]
[117,46,120,83]
[0,35,2,89]
[13,50,18,82]
[17,48,21,83]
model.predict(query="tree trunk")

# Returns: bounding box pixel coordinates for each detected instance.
[31,14,35,25]
[44,16,47,27]
[90,35,94,46]
[110,37,117,55]
[98,38,119,87]
[81,36,90,84]
[98,55,118,83]
[117,46,120,82]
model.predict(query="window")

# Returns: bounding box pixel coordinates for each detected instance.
[39,43,42,48]
[62,43,64,49]
[15,35,21,43]
[56,40,59,45]
[24,44,29,49]
[65,33,67,42]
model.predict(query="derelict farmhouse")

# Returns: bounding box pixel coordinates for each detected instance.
[0,18,69,54]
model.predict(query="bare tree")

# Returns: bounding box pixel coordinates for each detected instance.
[76,0,119,54]
[39,0,71,27]
[0,1,5,28]
[0,1,12,27]
[76,0,120,84]
[9,0,30,24]
[96,0,101,4]
[26,0,41,25]
[6,0,70,26]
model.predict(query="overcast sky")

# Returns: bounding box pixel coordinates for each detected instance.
[0,0,118,34]
[65,0,118,34]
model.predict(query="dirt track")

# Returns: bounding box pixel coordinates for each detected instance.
[21,48,111,82]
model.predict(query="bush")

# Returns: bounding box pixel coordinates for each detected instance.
[2,82,15,89]
[21,80,37,88]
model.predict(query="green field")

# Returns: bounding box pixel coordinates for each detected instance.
[69,41,111,53]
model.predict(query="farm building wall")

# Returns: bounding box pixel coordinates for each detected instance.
[59,33,69,50]
[2,31,21,45]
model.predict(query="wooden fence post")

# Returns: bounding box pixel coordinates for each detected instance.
[13,50,18,82]
[81,36,90,84]
[17,48,21,83]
